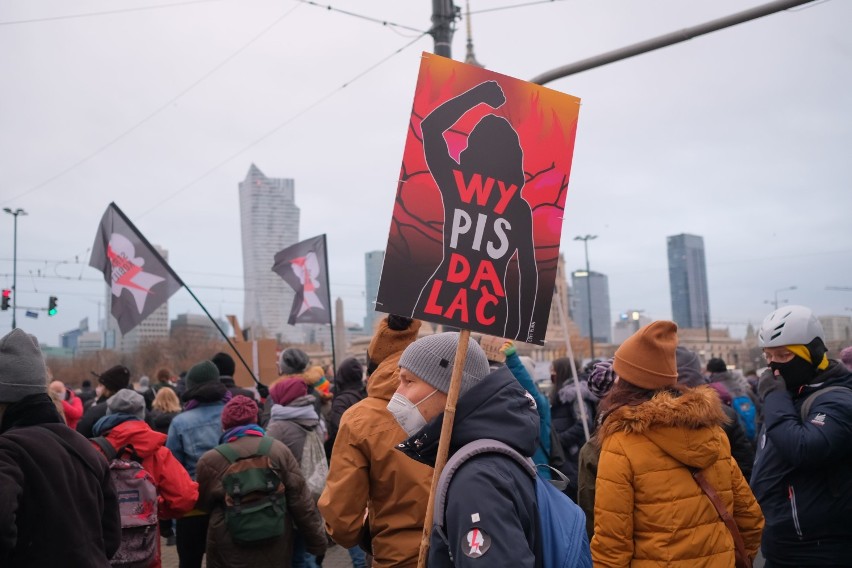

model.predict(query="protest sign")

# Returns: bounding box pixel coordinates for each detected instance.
[377,53,580,344]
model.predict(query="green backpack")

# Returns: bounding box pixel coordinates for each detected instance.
[214,437,287,544]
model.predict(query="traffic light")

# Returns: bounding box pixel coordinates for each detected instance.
[48,296,58,316]
[1,289,9,311]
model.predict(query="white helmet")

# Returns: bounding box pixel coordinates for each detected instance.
[758,305,824,348]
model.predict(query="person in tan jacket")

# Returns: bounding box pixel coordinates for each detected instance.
[318,316,432,568]
[591,321,764,567]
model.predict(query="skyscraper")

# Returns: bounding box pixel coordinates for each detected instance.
[105,245,170,352]
[240,164,301,342]
[667,233,710,329]
[364,250,385,333]
[570,270,612,344]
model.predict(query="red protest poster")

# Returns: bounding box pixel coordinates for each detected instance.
[377,53,580,345]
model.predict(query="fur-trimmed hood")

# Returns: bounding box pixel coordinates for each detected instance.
[599,386,729,469]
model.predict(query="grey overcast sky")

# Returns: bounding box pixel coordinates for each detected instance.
[1,0,850,347]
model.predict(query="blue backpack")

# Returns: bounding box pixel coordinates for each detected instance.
[731,395,757,441]
[434,439,592,568]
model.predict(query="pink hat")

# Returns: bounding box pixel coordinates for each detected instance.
[270,378,308,406]
[221,395,258,430]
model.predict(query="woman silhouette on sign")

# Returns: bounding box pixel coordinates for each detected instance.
[415,80,537,341]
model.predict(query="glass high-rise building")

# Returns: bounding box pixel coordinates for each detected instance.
[667,233,710,329]
[240,164,301,342]
[570,270,612,344]
[364,250,385,334]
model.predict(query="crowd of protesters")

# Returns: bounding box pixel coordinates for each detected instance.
[1,304,851,567]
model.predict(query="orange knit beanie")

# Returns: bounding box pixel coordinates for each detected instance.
[613,320,679,390]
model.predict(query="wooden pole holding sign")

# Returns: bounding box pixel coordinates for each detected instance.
[417,328,471,568]
[555,291,591,442]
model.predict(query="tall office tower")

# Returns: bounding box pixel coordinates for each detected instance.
[105,245,170,352]
[364,250,385,333]
[239,164,301,342]
[570,270,612,344]
[667,233,710,329]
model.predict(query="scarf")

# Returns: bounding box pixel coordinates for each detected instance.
[0,393,63,433]
[92,413,141,437]
[183,382,232,411]
[269,402,319,423]
[220,424,266,444]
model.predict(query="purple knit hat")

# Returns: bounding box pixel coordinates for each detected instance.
[840,346,852,370]
[588,358,617,398]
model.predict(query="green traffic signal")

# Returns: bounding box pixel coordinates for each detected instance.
[48,296,57,316]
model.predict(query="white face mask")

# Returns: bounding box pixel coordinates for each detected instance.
[387,389,439,437]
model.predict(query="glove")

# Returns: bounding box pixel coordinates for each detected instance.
[757,369,786,400]
[499,341,516,357]
[256,383,270,400]
[387,314,413,331]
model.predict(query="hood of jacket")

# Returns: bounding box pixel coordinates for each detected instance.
[598,386,729,470]
[366,318,421,401]
[398,366,540,467]
[557,379,597,405]
[101,419,167,459]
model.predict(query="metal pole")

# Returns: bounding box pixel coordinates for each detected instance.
[430,0,457,58]
[583,238,594,359]
[530,0,818,85]
[11,213,17,330]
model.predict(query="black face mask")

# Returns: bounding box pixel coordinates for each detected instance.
[769,357,816,392]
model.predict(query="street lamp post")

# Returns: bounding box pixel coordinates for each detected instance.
[574,234,598,359]
[771,285,797,310]
[3,208,27,331]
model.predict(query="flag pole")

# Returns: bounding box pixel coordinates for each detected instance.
[321,234,337,373]
[182,284,261,386]
[417,328,470,568]
[108,202,261,387]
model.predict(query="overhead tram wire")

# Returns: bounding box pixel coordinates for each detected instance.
[296,0,427,35]
[137,31,430,218]
[1,1,303,206]
[468,0,569,16]
[0,0,233,26]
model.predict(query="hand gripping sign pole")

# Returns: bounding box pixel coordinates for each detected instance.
[417,328,471,568]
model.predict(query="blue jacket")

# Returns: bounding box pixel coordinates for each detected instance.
[751,360,852,566]
[166,402,225,480]
[504,352,551,476]
[399,367,542,568]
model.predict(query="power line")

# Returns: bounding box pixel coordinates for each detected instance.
[296,0,426,34]
[137,31,429,218]
[469,0,568,16]
[0,0,232,26]
[1,2,303,206]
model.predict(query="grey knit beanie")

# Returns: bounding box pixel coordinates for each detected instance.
[107,389,146,420]
[0,329,48,403]
[399,332,490,396]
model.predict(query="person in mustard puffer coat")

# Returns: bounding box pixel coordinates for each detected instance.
[591,321,764,567]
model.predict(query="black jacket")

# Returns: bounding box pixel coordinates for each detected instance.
[721,405,755,481]
[399,367,541,568]
[0,394,121,567]
[76,396,109,438]
[751,360,852,566]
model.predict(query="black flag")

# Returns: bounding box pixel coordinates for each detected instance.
[89,203,183,335]
[272,235,332,325]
